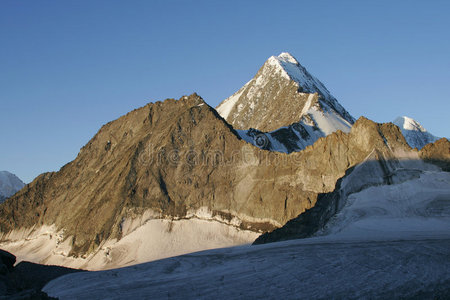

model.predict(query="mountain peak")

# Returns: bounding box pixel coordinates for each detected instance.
[217,52,354,134]
[264,52,334,102]
[0,171,25,203]
[393,116,438,149]
[277,52,299,64]
[393,116,427,132]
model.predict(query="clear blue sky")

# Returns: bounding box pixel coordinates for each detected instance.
[1,0,449,183]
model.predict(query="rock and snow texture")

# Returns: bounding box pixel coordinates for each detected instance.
[0,209,259,271]
[216,52,354,153]
[235,106,352,153]
[0,171,25,203]
[254,149,447,244]
[393,116,439,149]
[316,170,450,241]
[43,170,450,299]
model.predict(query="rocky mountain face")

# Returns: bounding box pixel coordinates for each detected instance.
[254,146,444,245]
[0,52,447,272]
[216,52,355,153]
[254,135,450,245]
[393,116,439,149]
[0,171,25,203]
[0,93,414,270]
[419,137,450,171]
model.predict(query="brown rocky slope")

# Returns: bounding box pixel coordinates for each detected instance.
[419,138,450,171]
[0,94,413,259]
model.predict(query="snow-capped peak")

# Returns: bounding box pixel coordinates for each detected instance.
[217,51,355,138]
[393,116,438,149]
[393,116,427,132]
[277,52,299,64]
[266,52,333,101]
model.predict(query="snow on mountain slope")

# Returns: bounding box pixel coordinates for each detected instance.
[316,170,450,241]
[393,116,439,149]
[0,171,25,203]
[43,168,450,299]
[235,105,354,153]
[269,52,350,119]
[216,52,354,153]
[267,52,333,98]
[216,81,250,120]
[0,209,259,271]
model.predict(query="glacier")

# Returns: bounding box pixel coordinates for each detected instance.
[43,168,450,299]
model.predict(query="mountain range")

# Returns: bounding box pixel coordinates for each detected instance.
[0,52,448,298]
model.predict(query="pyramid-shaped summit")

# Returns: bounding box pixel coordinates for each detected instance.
[216,52,355,153]
[217,52,355,132]
[268,52,335,100]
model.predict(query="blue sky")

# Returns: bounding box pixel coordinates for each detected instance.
[1,0,449,183]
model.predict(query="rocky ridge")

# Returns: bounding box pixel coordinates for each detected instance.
[1,52,446,270]
[419,137,450,171]
[255,137,450,245]
[0,93,415,268]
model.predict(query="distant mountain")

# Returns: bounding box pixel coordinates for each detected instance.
[0,171,25,203]
[217,52,354,153]
[393,116,439,149]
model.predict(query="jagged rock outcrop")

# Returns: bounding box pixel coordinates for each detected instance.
[0,94,412,268]
[419,138,450,171]
[216,52,355,152]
